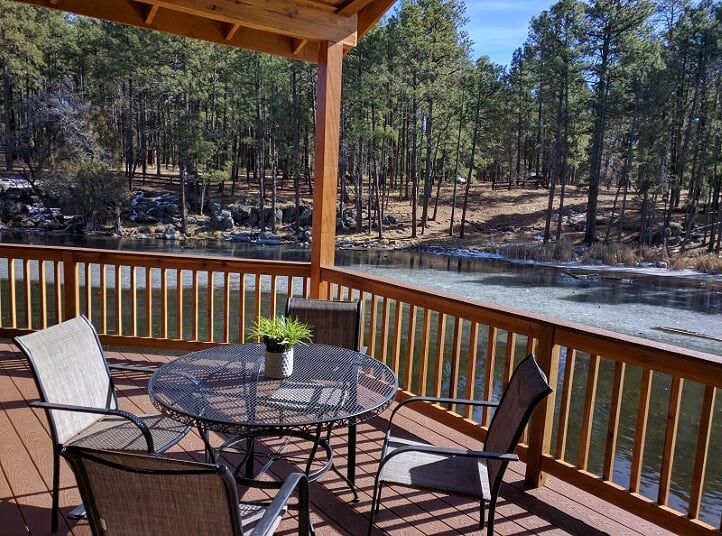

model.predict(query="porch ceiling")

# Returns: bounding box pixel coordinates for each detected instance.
[10,0,395,62]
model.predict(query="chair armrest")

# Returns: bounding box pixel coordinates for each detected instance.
[30,401,154,452]
[379,444,519,473]
[108,363,156,374]
[387,395,498,427]
[252,472,311,536]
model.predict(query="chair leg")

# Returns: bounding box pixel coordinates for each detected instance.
[486,498,497,536]
[51,448,60,532]
[367,480,383,536]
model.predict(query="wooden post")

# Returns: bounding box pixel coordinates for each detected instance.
[310,40,343,299]
[62,251,78,321]
[524,327,558,487]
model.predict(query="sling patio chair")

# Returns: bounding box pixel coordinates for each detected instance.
[15,315,191,532]
[367,354,553,535]
[61,446,312,536]
[284,297,366,491]
[284,297,364,353]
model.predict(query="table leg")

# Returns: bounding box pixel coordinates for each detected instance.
[347,422,357,487]
[244,436,255,479]
[198,424,216,464]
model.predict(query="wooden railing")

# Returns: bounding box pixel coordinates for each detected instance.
[1,244,720,535]
[0,244,312,350]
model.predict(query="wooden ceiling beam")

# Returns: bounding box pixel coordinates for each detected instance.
[357,0,394,38]
[224,22,242,42]
[134,0,357,46]
[15,0,320,62]
[144,4,160,25]
[337,0,374,18]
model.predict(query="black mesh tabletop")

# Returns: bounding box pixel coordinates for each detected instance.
[148,343,398,436]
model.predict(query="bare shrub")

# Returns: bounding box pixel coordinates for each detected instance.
[552,236,574,262]
[502,238,573,263]
[695,255,722,275]
[584,242,640,266]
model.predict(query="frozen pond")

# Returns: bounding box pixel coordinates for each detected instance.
[336,248,722,357]
[3,232,721,356]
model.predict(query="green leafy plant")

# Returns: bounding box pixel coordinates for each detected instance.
[248,316,312,352]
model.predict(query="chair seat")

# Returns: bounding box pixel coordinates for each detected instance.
[68,413,190,452]
[379,435,491,500]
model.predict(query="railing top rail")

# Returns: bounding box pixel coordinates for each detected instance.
[0,243,312,275]
[324,265,722,378]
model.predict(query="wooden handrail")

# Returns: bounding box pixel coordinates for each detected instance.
[1,244,721,535]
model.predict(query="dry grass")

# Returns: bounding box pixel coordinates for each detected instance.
[692,254,722,274]
[499,236,575,263]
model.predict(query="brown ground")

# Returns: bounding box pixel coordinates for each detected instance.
[334,183,616,251]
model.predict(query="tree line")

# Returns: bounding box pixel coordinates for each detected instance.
[0,0,720,253]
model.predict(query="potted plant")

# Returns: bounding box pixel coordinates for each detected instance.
[248,315,312,378]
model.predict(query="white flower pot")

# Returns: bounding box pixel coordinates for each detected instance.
[264,347,294,378]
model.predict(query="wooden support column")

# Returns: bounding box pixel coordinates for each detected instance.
[310,40,343,298]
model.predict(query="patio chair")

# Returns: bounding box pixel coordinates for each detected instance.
[284,297,366,490]
[61,446,312,536]
[285,297,363,353]
[14,315,191,532]
[367,354,553,535]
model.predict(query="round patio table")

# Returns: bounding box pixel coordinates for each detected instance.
[148,343,398,497]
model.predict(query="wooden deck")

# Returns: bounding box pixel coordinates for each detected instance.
[0,343,675,536]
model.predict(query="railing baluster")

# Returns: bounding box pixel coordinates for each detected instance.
[603,360,626,481]
[482,326,497,426]
[176,268,183,339]
[40,261,48,329]
[368,294,378,357]
[9,258,18,327]
[448,317,463,400]
[114,264,122,335]
[191,269,199,341]
[84,263,92,321]
[160,267,168,339]
[463,322,480,419]
[432,312,447,397]
[254,274,262,322]
[630,368,653,493]
[223,272,231,344]
[403,304,418,390]
[270,275,278,317]
[658,376,683,505]
[99,263,107,333]
[239,273,247,342]
[63,252,78,320]
[391,300,403,377]
[503,331,517,388]
[578,354,600,471]
[555,348,576,460]
[419,308,431,396]
[23,259,31,328]
[145,267,152,337]
[130,266,137,337]
[689,385,715,518]
[207,271,215,342]
[380,297,391,367]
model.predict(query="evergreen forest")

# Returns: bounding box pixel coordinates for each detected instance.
[1,0,721,256]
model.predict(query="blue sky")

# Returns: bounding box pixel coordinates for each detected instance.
[462,1,556,66]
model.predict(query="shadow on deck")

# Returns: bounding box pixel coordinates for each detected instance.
[0,344,673,535]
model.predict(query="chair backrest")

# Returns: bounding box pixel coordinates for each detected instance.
[285,297,362,351]
[62,446,242,536]
[484,354,552,494]
[15,315,116,445]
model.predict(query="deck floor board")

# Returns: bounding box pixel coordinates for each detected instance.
[0,343,675,536]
